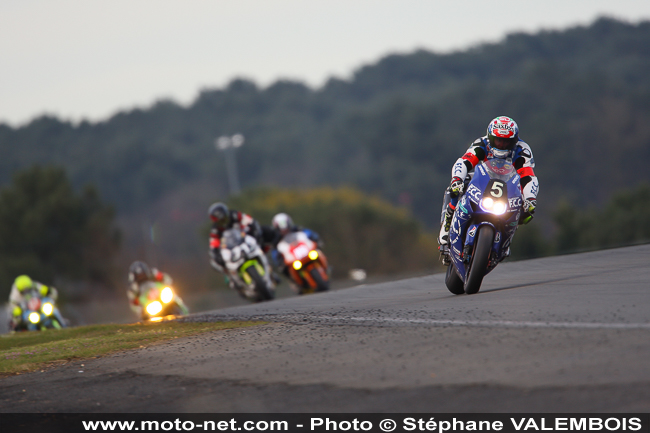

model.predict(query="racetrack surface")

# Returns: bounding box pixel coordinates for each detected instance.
[2,245,649,413]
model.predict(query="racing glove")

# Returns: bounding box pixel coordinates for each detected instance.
[519,198,537,225]
[448,176,464,198]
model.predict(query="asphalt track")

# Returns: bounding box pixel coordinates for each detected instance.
[1,245,649,413]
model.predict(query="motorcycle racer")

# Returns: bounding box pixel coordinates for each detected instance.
[127,261,173,316]
[127,261,187,319]
[437,116,539,265]
[269,213,323,276]
[8,275,59,330]
[208,202,275,273]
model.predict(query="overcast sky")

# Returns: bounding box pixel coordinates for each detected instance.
[2,0,650,126]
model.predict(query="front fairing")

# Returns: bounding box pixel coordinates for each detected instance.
[448,159,523,280]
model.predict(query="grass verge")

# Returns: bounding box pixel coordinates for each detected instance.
[0,320,263,376]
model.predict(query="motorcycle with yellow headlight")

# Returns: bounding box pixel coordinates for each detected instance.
[12,288,68,331]
[277,231,330,294]
[137,281,189,321]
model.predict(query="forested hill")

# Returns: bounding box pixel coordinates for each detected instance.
[2,17,650,228]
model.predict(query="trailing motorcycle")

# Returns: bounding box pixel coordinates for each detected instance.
[220,228,275,302]
[445,158,524,295]
[12,288,68,331]
[138,281,189,321]
[276,231,330,294]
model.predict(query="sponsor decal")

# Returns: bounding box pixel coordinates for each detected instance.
[468,226,477,238]
[492,122,514,131]
[491,164,513,175]
[508,197,522,209]
[495,232,501,243]
[477,165,487,176]
[450,216,462,235]
[466,184,482,203]
[452,246,462,256]
[453,161,465,176]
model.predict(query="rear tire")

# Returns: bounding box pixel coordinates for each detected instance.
[464,225,494,295]
[309,267,330,292]
[247,266,274,302]
[445,263,464,295]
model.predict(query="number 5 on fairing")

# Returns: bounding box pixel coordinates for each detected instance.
[489,180,504,198]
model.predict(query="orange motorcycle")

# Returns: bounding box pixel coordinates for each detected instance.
[277,231,330,294]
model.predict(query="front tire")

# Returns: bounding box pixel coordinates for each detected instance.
[464,225,494,295]
[445,263,464,295]
[247,266,274,302]
[309,267,330,292]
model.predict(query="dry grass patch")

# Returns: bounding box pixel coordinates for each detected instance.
[0,320,263,375]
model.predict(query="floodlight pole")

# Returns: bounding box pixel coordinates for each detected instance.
[215,133,244,196]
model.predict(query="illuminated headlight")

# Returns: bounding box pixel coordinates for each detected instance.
[146,301,163,316]
[481,197,507,215]
[292,260,303,270]
[161,287,174,304]
[29,312,40,324]
[308,250,319,260]
[42,303,54,316]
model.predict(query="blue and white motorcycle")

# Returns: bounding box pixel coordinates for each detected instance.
[445,158,524,295]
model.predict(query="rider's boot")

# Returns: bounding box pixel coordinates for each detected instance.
[437,204,455,266]
[499,246,511,262]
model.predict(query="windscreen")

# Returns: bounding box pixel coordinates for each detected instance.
[483,158,517,182]
[222,229,243,249]
[282,232,301,245]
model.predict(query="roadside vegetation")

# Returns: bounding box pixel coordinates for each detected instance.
[227,187,441,278]
[0,321,263,376]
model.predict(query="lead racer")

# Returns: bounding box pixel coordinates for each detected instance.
[437,116,539,265]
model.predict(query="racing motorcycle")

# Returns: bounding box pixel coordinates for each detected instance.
[12,288,68,331]
[138,281,189,321]
[220,228,275,302]
[445,158,524,295]
[276,231,330,294]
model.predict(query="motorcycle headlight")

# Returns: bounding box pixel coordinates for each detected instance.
[42,302,54,316]
[308,250,319,260]
[481,197,507,215]
[29,312,41,324]
[146,301,163,316]
[292,260,303,270]
[161,287,174,304]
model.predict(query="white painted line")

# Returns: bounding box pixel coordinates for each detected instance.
[315,316,650,330]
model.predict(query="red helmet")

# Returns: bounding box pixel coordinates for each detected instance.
[487,116,519,158]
